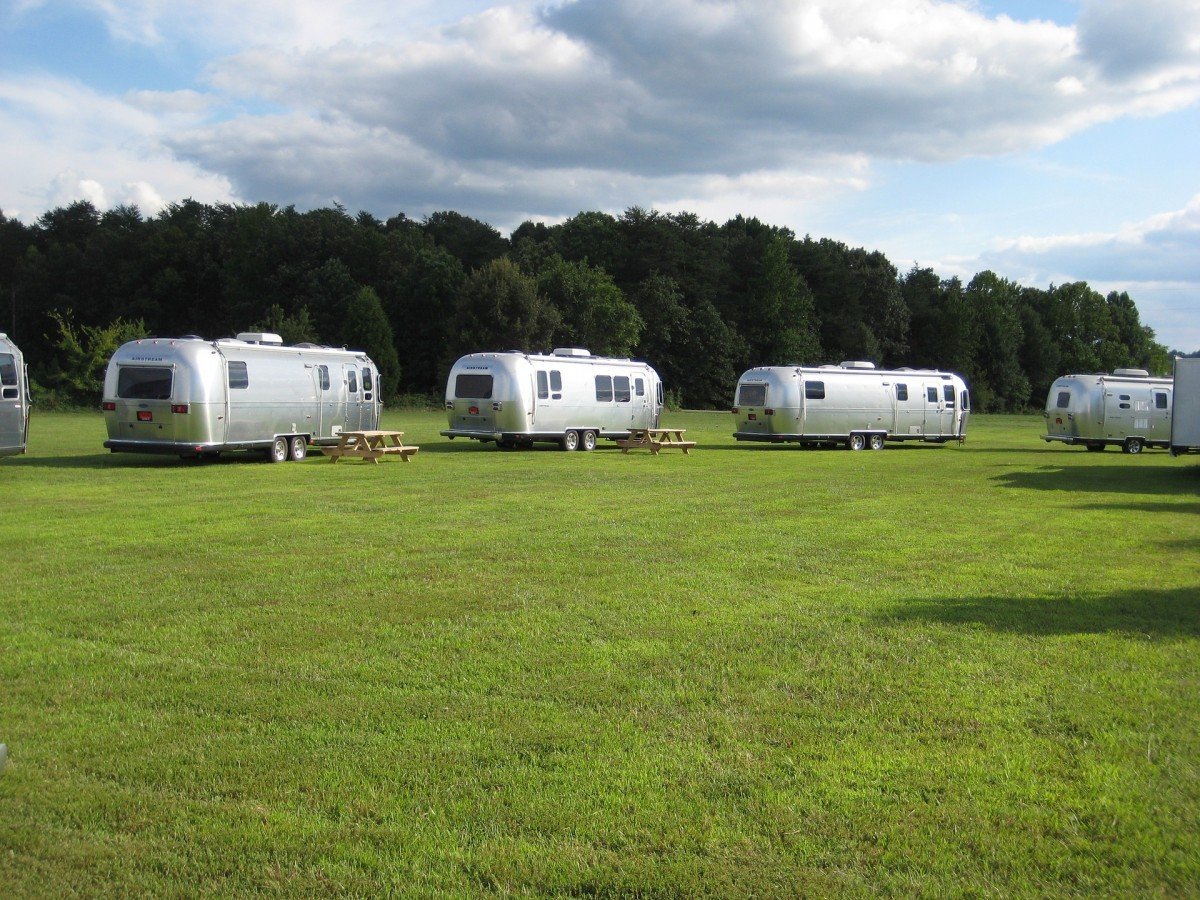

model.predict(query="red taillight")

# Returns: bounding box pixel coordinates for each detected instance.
[748,413,757,421]
[1055,417,1062,425]
[730,407,739,415]
[171,404,188,414]
[468,406,479,415]
[102,401,116,411]
[764,408,774,416]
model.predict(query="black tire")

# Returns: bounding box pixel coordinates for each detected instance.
[1086,443,1106,452]
[561,430,579,451]
[267,436,288,463]
[581,430,597,451]
[847,433,866,451]
[289,436,307,461]
[1123,438,1143,455]
[868,433,886,451]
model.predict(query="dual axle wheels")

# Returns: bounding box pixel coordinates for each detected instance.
[561,430,598,452]
[266,435,308,462]
[847,433,886,451]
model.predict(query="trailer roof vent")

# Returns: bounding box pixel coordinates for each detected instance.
[840,360,876,369]
[236,332,284,346]
[1113,368,1150,377]
[552,347,592,357]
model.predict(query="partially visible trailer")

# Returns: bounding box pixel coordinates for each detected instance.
[1042,369,1172,454]
[732,362,970,449]
[103,333,381,461]
[441,349,664,450]
[1169,358,1200,456]
[0,333,30,457]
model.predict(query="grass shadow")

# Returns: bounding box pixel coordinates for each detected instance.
[883,586,1200,638]
[994,464,1200,496]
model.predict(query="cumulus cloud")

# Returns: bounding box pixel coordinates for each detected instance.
[0,74,234,217]
[157,0,1200,225]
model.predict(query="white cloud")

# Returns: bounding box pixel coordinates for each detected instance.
[0,74,235,218]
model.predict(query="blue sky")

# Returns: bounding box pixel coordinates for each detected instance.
[1,0,1198,352]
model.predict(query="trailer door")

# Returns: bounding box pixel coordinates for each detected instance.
[0,351,22,453]
[1150,388,1171,442]
[922,383,951,436]
[344,365,363,431]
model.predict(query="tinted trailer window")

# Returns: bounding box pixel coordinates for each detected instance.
[117,366,173,400]
[738,384,767,406]
[455,374,493,398]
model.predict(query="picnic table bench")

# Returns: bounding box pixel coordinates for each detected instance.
[325,430,419,464]
[615,427,696,455]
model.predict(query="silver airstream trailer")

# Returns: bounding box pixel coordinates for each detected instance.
[103,332,381,461]
[1042,369,1172,454]
[732,362,970,449]
[441,348,664,450]
[0,333,30,457]
[1169,358,1199,456]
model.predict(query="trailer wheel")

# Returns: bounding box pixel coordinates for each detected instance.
[561,430,580,451]
[1122,437,1144,455]
[1085,442,1106,452]
[267,436,288,463]
[868,433,886,451]
[847,433,866,451]
[581,430,597,451]
[288,436,307,461]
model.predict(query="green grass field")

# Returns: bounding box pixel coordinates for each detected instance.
[1,411,1197,896]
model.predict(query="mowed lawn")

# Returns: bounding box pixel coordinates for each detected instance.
[1,410,1197,896]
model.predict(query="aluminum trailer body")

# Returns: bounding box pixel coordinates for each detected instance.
[1042,369,1172,454]
[0,333,30,457]
[102,333,381,461]
[1169,358,1200,456]
[441,348,664,450]
[732,361,970,449]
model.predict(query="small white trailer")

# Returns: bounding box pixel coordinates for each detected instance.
[0,333,30,457]
[102,333,382,461]
[1169,358,1200,456]
[1042,369,1172,454]
[441,348,664,450]
[731,361,970,449]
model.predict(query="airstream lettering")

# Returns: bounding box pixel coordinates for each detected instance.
[1042,369,1172,454]
[732,362,969,449]
[103,333,381,461]
[441,349,664,450]
[0,333,30,457]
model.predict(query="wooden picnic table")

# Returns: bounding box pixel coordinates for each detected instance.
[615,427,696,455]
[325,430,419,464]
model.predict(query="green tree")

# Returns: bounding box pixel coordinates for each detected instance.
[448,258,560,361]
[44,311,147,404]
[250,304,319,346]
[341,286,401,399]
[538,255,643,357]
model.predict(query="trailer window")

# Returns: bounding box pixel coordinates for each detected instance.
[927,386,938,403]
[1155,392,1168,410]
[228,361,249,390]
[738,384,767,407]
[318,365,330,390]
[656,382,664,406]
[805,381,825,401]
[961,390,970,410]
[1056,391,1070,408]
[537,370,549,399]
[595,375,613,402]
[455,373,493,399]
[635,377,645,397]
[550,370,562,392]
[943,385,955,407]
[895,383,908,401]
[362,368,373,393]
[0,353,15,385]
[348,369,358,394]
[614,376,631,402]
[117,366,173,400]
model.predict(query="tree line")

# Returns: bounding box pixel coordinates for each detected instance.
[0,200,1175,410]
